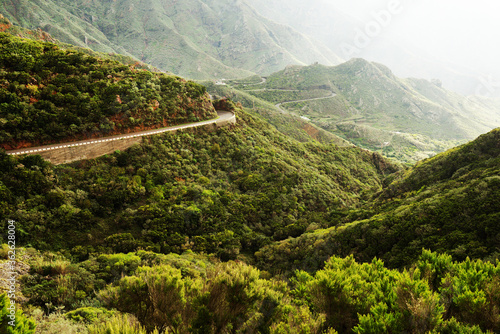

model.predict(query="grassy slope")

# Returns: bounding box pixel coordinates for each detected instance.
[0,14,159,71]
[202,80,351,146]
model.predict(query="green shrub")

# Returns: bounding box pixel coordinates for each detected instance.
[28,308,87,334]
[0,243,10,259]
[0,293,36,334]
[88,313,158,334]
[65,307,114,323]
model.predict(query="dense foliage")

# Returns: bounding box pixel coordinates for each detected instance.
[2,66,500,332]
[3,108,499,332]
[2,248,498,333]
[0,293,36,334]
[0,109,396,260]
[0,33,216,149]
[256,128,500,273]
[0,23,499,334]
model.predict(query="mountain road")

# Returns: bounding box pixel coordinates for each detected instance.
[6,111,235,156]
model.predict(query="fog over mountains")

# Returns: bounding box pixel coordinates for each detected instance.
[248,0,500,97]
[4,0,499,97]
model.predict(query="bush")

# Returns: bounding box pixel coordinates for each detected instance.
[0,293,36,334]
[65,307,114,323]
[28,308,86,334]
[88,313,158,334]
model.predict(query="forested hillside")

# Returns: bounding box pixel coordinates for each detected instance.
[0,32,216,150]
[0,108,398,256]
[2,109,500,333]
[256,127,500,273]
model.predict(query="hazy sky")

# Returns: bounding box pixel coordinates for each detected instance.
[333,0,500,74]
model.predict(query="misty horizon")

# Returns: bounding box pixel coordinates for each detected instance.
[249,0,500,97]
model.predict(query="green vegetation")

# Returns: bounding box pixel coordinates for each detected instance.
[2,104,499,331]
[0,14,159,72]
[0,33,216,149]
[0,109,396,257]
[87,313,154,334]
[256,128,500,273]
[2,247,499,333]
[203,81,350,146]
[0,293,36,334]
[0,17,499,334]
[245,89,331,105]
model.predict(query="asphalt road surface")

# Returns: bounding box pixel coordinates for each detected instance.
[6,111,234,156]
[275,91,336,113]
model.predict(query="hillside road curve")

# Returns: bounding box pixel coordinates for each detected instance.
[275,91,336,113]
[6,111,235,156]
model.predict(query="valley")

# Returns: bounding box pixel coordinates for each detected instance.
[0,5,499,334]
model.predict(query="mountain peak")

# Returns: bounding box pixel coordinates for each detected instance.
[338,58,395,79]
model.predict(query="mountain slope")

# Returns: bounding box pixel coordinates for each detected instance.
[0,107,398,256]
[0,0,343,79]
[0,14,159,71]
[256,127,500,273]
[330,59,495,139]
[246,0,500,97]
[0,16,499,333]
[202,80,352,147]
[0,32,216,149]
[241,60,500,162]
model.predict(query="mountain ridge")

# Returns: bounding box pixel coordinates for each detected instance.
[256,125,500,274]
[0,32,217,150]
[247,0,500,97]
[0,0,344,79]
[242,59,500,162]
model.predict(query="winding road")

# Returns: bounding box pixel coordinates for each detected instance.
[241,77,267,87]
[274,91,337,113]
[245,88,301,92]
[6,111,235,156]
